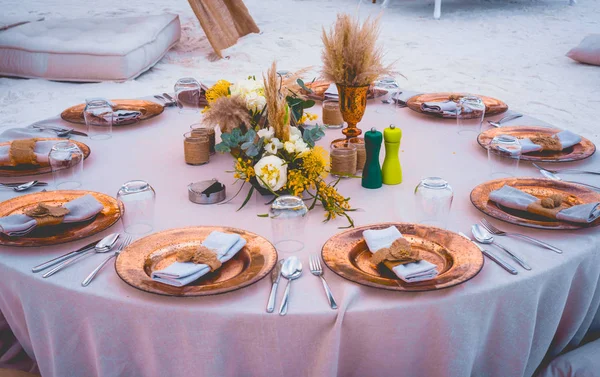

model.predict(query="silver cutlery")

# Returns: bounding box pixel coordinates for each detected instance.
[266,259,284,313]
[163,93,182,109]
[308,255,338,309]
[532,163,600,176]
[32,124,88,137]
[487,113,523,128]
[538,168,600,191]
[81,235,133,286]
[154,95,175,107]
[1,181,48,188]
[32,237,105,272]
[472,224,531,270]
[279,256,303,316]
[0,180,41,192]
[459,232,518,275]
[480,218,562,254]
[42,233,120,278]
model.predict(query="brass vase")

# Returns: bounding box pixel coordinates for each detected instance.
[336,84,369,139]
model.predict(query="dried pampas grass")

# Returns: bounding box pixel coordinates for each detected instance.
[263,61,290,141]
[321,14,394,86]
[202,95,251,133]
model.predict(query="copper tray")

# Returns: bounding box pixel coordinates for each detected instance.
[0,190,120,247]
[470,178,600,230]
[304,81,388,101]
[0,138,91,177]
[406,92,508,118]
[477,126,596,163]
[321,223,483,292]
[61,99,164,125]
[115,226,278,297]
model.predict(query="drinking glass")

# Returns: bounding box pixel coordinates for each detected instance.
[174,77,202,113]
[488,135,522,178]
[373,76,400,114]
[84,98,113,140]
[457,96,485,135]
[190,123,216,154]
[270,195,308,254]
[117,180,156,235]
[322,99,344,129]
[49,141,84,189]
[330,143,357,177]
[414,177,454,229]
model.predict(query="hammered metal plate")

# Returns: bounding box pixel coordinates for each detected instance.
[471,178,600,230]
[322,223,483,292]
[115,226,278,297]
[61,99,164,125]
[0,138,90,177]
[477,126,595,162]
[406,92,508,118]
[0,190,120,247]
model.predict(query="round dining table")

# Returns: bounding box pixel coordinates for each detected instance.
[0,96,599,377]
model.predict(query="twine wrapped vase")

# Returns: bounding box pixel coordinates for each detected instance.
[336,84,369,139]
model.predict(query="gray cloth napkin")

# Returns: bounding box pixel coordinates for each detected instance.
[363,226,438,283]
[518,130,582,154]
[0,140,58,166]
[151,231,247,287]
[489,185,600,223]
[0,194,104,236]
[420,101,458,117]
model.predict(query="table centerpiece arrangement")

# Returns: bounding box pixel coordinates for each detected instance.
[202,62,355,227]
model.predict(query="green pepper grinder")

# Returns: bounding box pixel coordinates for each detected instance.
[361,128,383,189]
[382,124,402,185]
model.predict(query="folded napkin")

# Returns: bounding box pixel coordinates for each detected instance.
[420,101,458,117]
[0,194,104,236]
[489,185,600,223]
[0,127,59,142]
[518,130,582,154]
[363,226,438,283]
[393,91,422,106]
[0,139,59,167]
[151,231,247,287]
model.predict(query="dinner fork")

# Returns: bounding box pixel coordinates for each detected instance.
[487,113,523,128]
[480,218,562,254]
[308,255,338,309]
[81,235,133,286]
[532,163,600,176]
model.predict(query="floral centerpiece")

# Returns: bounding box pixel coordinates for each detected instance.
[202,62,354,227]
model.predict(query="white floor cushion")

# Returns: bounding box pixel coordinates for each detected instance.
[537,338,600,377]
[567,34,600,67]
[0,14,181,82]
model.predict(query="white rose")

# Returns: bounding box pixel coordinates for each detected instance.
[294,139,309,154]
[257,127,275,140]
[264,141,277,154]
[270,138,283,150]
[284,141,296,154]
[289,126,302,142]
[245,91,266,112]
[254,155,287,191]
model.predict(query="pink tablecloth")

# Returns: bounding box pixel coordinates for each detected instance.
[0,98,599,377]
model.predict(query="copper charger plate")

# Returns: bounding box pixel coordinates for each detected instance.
[61,99,164,125]
[406,92,508,118]
[477,126,596,163]
[115,226,278,297]
[470,178,600,230]
[321,223,483,292]
[304,81,388,101]
[0,190,120,247]
[0,138,91,177]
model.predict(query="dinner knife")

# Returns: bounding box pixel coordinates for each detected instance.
[1,181,48,187]
[459,232,518,275]
[31,238,100,273]
[266,259,284,313]
[68,130,89,137]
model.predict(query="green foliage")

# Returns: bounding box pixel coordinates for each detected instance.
[302,125,325,147]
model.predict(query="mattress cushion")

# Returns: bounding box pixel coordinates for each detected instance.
[0,14,181,82]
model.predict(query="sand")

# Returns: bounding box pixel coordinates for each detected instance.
[0,0,599,142]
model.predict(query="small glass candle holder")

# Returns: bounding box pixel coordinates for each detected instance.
[190,123,216,155]
[270,195,308,254]
[183,132,210,165]
[322,99,344,129]
[117,180,156,235]
[49,141,84,189]
[488,134,522,178]
[349,138,366,173]
[457,96,485,135]
[330,143,357,177]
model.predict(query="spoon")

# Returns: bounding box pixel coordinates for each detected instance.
[472,224,531,270]
[1,180,39,192]
[487,114,523,128]
[279,256,303,316]
[43,233,120,278]
[539,169,600,191]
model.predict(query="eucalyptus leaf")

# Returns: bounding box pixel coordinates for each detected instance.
[215,143,231,153]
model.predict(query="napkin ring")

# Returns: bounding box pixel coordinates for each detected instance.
[530,135,562,152]
[176,245,222,271]
[9,139,39,166]
[24,203,70,227]
[370,238,419,266]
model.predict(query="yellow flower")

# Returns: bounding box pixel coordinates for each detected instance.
[301,146,329,181]
[298,112,318,125]
[286,169,308,196]
[206,80,231,104]
[234,158,255,182]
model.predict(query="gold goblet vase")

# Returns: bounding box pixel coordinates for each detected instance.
[336,84,369,139]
